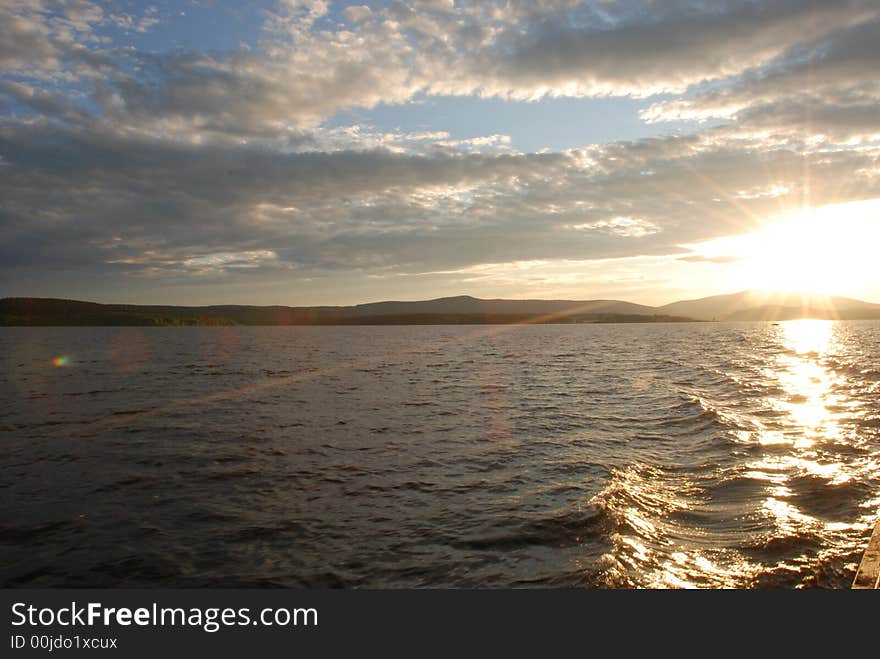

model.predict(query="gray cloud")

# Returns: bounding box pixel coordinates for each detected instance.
[2,1,880,302]
[9,1,877,140]
[643,18,880,141]
[483,0,877,97]
[2,115,877,296]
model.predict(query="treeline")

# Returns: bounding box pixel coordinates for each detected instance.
[0,298,235,326]
[0,298,697,326]
[297,313,697,325]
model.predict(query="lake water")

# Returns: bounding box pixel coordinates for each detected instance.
[2,321,879,588]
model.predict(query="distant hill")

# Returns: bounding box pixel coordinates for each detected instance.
[724,304,880,321]
[2,292,878,326]
[349,295,657,318]
[0,296,690,326]
[658,291,880,321]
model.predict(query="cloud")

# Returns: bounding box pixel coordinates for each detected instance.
[677,255,743,264]
[0,0,153,79]
[642,17,880,143]
[479,0,878,99]
[343,4,372,24]
[0,1,64,73]
[2,113,877,295]
[567,217,660,238]
[2,1,880,302]
[8,1,878,142]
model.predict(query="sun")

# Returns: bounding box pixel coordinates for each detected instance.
[688,198,880,298]
[739,209,849,295]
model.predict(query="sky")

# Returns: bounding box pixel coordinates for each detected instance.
[2,0,880,306]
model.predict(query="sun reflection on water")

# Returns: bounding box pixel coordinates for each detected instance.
[783,318,834,355]
[747,319,863,574]
[751,320,846,477]
[646,319,869,588]
[768,319,842,446]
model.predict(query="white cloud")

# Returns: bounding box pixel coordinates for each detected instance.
[2,1,880,302]
[568,216,660,238]
[10,1,878,142]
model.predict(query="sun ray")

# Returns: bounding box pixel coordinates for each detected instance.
[685,198,880,300]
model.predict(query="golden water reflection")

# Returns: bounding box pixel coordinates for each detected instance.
[765,319,843,447]
[659,321,855,587]
[609,319,876,587]
[752,320,846,480]
[783,318,834,355]
[751,320,855,566]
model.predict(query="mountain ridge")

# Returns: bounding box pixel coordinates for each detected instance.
[657,290,880,320]
[2,291,880,325]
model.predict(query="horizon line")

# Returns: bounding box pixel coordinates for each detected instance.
[2,288,879,309]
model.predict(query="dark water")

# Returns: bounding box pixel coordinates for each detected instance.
[2,321,879,588]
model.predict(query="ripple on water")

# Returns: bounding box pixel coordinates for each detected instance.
[1,321,879,587]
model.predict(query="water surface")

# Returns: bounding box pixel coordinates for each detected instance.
[2,321,879,587]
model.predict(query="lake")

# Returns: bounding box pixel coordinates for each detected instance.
[2,321,879,587]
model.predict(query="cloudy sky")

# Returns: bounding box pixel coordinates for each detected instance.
[2,0,880,305]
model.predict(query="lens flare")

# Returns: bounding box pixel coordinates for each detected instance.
[52,355,72,367]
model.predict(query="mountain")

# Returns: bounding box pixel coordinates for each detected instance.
[349,295,657,317]
[2,292,879,326]
[0,296,687,326]
[658,291,880,321]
